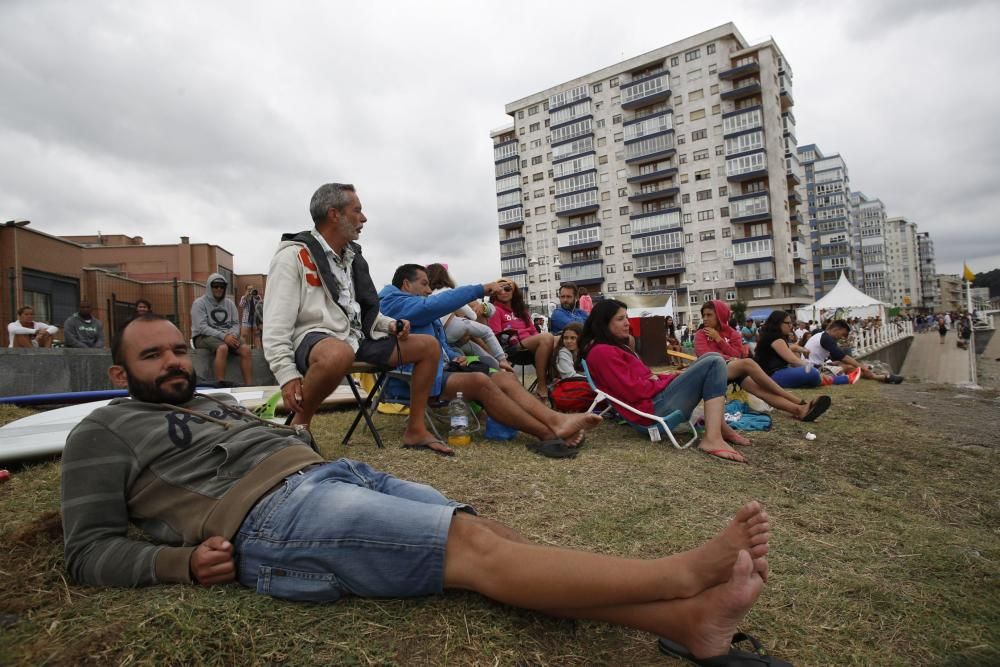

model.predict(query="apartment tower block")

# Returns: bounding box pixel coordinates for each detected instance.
[491,23,811,325]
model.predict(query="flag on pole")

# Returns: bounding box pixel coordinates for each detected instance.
[963,263,975,282]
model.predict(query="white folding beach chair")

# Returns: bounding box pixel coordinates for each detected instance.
[581,359,698,450]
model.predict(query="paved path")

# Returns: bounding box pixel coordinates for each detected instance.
[900,329,973,385]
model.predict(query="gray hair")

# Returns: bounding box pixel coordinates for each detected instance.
[309,183,356,224]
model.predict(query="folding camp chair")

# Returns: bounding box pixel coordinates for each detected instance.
[580,359,698,449]
[341,361,391,448]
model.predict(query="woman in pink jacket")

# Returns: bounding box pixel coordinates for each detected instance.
[488,279,555,399]
[581,299,749,462]
[695,300,831,422]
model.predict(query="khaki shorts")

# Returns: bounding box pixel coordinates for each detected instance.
[193,335,235,353]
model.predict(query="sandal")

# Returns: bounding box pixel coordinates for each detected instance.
[658,632,792,665]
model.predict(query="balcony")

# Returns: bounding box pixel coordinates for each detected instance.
[554,171,597,196]
[548,84,590,112]
[623,112,673,142]
[628,186,679,203]
[788,190,803,205]
[625,133,675,165]
[722,106,763,137]
[719,59,760,80]
[726,151,767,182]
[551,118,593,146]
[497,207,524,229]
[620,73,671,110]
[627,165,678,185]
[629,209,682,235]
[557,224,602,251]
[786,168,801,186]
[495,157,520,179]
[720,78,762,101]
[733,238,774,264]
[729,193,771,224]
[550,99,591,127]
[725,130,765,157]
[779,77,794,109]
[792,240,803,261]
[553,153,597,179]
[555,189,599,217]
[495,173,521,194]
[734,260,776,286]
[493,140,518,163]
[499,238,526,259]
[634,250,685,278]
[559,259,604,285]
[552,136,595,163]
[500,255,527,274]
[632,230,683,257]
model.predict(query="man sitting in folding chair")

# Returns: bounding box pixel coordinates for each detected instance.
[580,299,751,464]
[379,264,602,455]
[262,182,449,454]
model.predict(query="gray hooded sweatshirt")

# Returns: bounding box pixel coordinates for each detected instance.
[190,272,241,340]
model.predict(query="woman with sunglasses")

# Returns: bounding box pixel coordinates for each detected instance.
[696,301,830,422]
[488,279,555,399]
[753,310,830,388]
[581,299,748,463]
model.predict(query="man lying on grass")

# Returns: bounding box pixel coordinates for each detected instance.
[61,315,775,662]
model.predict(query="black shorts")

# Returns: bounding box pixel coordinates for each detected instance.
[294,332,398,375]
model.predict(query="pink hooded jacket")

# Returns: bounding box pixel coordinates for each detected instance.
[693,300,748,360]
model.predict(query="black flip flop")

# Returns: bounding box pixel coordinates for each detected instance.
[801,395,832,422]
[657,633,792,666]
[402,440,455,457]
[526,439,579,459]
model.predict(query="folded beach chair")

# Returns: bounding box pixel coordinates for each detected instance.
[580,360,698,449]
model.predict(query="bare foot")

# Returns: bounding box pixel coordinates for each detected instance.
[402,428,454,455]
[666,502,769,598]
[698,436,745,463]
[553,413,602,441]
[673,550,765,660]
[721,423,752,447]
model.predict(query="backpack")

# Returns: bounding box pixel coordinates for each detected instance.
[550,378,597,413]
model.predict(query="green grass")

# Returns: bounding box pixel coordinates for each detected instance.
[1,381,998,666]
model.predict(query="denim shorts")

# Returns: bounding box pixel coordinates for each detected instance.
[234,459,474,603]
[630,353,727,436]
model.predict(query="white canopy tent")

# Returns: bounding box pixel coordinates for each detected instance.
[796,272,889,323]
[627,296,675,320]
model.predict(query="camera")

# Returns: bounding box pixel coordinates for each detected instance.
[250,288,258,296]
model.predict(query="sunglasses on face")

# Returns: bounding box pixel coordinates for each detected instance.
[501,285,513,293]
[211,284,226,289]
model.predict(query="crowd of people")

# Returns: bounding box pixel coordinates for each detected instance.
[55,182,937,662]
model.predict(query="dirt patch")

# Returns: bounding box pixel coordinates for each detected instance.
[884,382,1000,453]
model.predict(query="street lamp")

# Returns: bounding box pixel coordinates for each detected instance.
[682,279,696,343]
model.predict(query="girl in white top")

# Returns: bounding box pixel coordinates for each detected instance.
[552,322,584,380]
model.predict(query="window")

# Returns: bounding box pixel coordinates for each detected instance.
[599,155,609,164]
[606,265,616,274]
[701,250,717,261]
[613,114,622,124]
[697,210,714,221]
[685,233,693,243]
[533,172,544,181]
[671,56,679,67]
[521,159,528,168]
[715,145,724,156]
[530,122,540,132]
[677,135,686,145]
[722,227,731,238]
[536,222,547,231]
[685,49,701,62]
[519,127,525,136]
[596,118,605,128]
[592,82,603,93]
[693,169,710,181]
[613,132,623,142]
[689,109,706,121]
[699,230,716,241]
[706,43,716,55]
[718,186,727,197]
[682,213,692,223]
[693,148,709,161]
[679,154,687,164]
[530,139,542,148]
[679,174,689,184]
[710,84,719,95]
[597,136,607,147]
[532,155,543,165]
[625,280,634,290]
[601,191,611,201]
[691,129,707,141]
[605,246,615,255]
[610,76,619,87]
[696,189,712,201]
[620,223,631,233]
[528,105,539,115]
[534,189,545,197]
[690,294,699,304]
[518,110,524,119]
[607,283,617,292]
[622,242,631,252]
[534,206,546,214]
[619,206,629,215]
[681,193,690,203]
[689,89,704,101]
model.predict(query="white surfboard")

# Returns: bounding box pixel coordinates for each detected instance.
[0,384,365,463]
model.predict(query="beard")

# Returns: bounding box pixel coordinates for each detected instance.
[126,367,198,404]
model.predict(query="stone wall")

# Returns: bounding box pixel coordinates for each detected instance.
[857,336,913,374]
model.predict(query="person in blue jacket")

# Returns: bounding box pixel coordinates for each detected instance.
[379,265,601,453]
[549,282,589,334]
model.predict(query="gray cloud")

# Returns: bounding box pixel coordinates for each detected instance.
[1,0,997,287]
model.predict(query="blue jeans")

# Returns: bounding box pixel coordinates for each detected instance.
[234,459,473,603]
[771,365,821,388]
[632,353,727,435]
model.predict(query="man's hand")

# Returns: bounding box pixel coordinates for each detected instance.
[499,360,514,373]
[224,334,241,349]
[704,327,722,342]
[281,378,304,413]
[190,536,236,586]
[389,319,411,340]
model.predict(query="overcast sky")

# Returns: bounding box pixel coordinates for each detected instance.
[2,0,998,289]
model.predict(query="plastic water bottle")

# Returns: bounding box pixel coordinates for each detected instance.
[447,392,472,446]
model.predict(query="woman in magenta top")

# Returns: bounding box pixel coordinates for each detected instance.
[580,299,750,462]
[694,301,831,423]
[488,278,555,399]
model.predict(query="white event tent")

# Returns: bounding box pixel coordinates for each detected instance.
[796,272,889,323]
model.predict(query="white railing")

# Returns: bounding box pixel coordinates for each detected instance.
[622,74,668,105]
[852,321,914,357]
[561,262,603,282]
